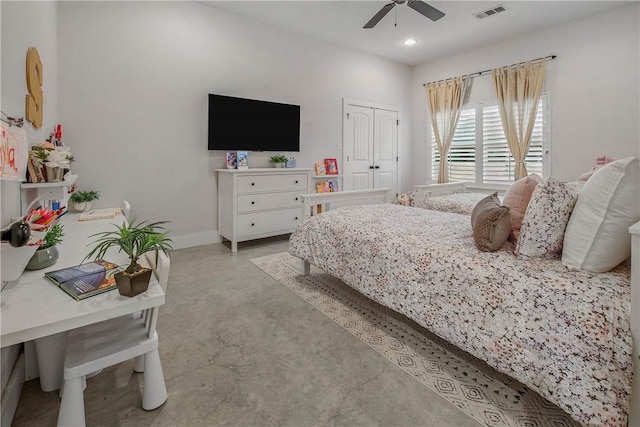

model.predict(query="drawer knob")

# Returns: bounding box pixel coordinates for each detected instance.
[295,217,299,220]
[295,180,299,184]
[295,197,299,201]
[251,182,255,186]
[251,201,255,205]
[251,223,255,226]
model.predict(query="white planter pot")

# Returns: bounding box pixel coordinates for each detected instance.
[72,201,92,212]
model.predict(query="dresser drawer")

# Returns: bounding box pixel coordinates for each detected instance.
[237,207,302,238]
[237,174,308,194]
[238,191,301,213]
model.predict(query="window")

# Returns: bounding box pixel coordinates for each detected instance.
[431,96,548,186]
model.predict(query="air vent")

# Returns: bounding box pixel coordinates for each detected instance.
[474,5,506,19]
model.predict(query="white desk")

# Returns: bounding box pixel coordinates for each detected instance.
[0,213,165,391]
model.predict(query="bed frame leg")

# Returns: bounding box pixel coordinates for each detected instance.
[301,260,310,276]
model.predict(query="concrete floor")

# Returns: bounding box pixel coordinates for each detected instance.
[12,236,480,427]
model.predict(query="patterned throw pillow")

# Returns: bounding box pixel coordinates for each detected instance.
[471,193,511,252]
[502,174,542,241]
[393,191,414,206]
[515,178,582,259]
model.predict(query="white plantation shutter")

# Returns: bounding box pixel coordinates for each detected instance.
[482,105,513,184]
[431,108,475,182]
[431,96,547,185]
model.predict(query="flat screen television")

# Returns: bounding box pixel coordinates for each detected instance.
[208,94,300,152]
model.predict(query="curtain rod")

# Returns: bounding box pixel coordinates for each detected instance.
[422,55,557,87]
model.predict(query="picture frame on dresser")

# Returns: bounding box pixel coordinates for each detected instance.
[324,158,338,175]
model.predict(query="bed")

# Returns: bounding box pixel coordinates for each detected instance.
[399,182,488,215]
[290,170,640,426]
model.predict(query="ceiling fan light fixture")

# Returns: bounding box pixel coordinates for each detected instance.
[403,38,417,46]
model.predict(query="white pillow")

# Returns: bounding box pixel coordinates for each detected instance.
[562,156,640,272]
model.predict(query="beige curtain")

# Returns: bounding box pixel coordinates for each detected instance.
[492,59,546,180]
[425,77,470,183]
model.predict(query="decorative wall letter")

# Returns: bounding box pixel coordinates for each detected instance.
[25,47,44,129]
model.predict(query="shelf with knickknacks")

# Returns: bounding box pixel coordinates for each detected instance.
[26,125,73,184]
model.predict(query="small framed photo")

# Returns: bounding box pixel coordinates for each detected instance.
[324,158,339,175]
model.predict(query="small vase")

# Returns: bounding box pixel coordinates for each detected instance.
[45,166,63,182]
[274,163,285,168]
[25,246,60,270]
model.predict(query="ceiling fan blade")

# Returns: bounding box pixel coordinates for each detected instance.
[363,3,396,29]
[407,0,445,21]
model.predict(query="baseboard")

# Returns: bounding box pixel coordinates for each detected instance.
[171,230,220,250]
[1,352,25,427]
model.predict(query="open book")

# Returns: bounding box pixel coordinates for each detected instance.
[45,260,125,300]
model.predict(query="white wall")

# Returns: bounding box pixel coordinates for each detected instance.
[410,2,640,185]
[0,1,58,417]
[1,1,58,227]
[56,1,413,248]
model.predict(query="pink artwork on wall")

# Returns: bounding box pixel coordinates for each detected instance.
[1,123,28,181]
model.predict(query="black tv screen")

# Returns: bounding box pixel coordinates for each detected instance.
[208,94,300,151]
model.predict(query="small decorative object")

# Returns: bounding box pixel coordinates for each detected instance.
[269,154,288,168]
[84,219,173,297]
[26,223,64,270]
[236,151,249,169]
[225,151,237,169]
[286,157,296,168]
[325,158,339,175]
[315,162,326,175]
[69,190,100,212]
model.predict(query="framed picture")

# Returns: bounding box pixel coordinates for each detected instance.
[324,158,339,175]
[225,152,237,169]
[315,162,326,175]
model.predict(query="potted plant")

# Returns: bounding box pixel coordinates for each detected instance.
[84,219,173,297]
[69,190,100,212]
[269,154,288,168]
[25,223,64,270]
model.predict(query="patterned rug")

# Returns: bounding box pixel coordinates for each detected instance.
[250,252,580,427]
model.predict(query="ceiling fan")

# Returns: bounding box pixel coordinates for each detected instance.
[363,0,445,29]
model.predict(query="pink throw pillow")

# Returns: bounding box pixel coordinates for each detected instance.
[502,174,542,241]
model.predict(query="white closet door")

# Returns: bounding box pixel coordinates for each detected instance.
[343,105,374,191]
[343,100,399,195]
[374,108,398,194]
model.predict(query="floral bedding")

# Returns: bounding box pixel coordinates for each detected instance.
[395,190,486,215]
[289,204,632,426]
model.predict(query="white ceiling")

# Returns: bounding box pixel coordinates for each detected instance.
[202,1,631,66]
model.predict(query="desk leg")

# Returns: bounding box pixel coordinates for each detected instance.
[34,332,67,392]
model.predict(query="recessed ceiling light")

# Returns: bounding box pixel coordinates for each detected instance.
[403,38,417,46]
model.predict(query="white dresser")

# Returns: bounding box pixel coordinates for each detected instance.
[216,168,313,252]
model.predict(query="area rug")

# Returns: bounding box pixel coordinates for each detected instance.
[250,252,579,427]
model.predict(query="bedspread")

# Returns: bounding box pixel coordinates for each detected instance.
[289,204,632,426]
[411,191,486,215]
